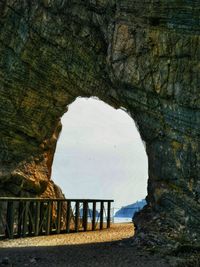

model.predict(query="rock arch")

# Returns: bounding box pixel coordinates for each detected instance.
[0,0,200,247]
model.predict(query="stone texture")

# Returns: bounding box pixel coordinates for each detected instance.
[0,0,200,249]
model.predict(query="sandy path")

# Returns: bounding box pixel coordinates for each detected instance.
[0,224,172,267]
[0,223,134,248]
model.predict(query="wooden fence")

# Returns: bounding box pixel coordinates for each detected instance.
[0,198,114,239]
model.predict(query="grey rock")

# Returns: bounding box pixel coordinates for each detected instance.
[0,0,200,249]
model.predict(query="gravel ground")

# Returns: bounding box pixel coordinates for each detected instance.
[0,224,174,267]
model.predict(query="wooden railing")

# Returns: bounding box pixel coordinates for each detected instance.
[0,198,114,239]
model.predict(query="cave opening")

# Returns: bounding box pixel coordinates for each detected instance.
[52,97,148,215]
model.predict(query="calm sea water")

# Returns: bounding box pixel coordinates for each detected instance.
[84,217,132,223]
[113,217,132,223]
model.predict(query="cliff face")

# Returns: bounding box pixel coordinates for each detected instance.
[0,0,200,248]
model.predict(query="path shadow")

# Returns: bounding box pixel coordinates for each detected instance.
[0,237,170,267]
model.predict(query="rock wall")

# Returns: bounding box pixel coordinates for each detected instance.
[0,0,200,248]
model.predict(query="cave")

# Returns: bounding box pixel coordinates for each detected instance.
[0,0,200,248]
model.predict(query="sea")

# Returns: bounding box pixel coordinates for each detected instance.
[112,217,132,223]
[85,217,132,223]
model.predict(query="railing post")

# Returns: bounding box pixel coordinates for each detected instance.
[35,201,40,236]
[56,201,62,234]
[17,201,23,237]
[40,201,46,234]
[83,201,88,232]
[100,201,104,230]
[66,200,71,233]
[6,201,15,239]
[28,201,34,235]
[75,201,80,232]
[46,201,52,235]
[92,201,96,231]
[22,201,29,237]
[107,201,111,228]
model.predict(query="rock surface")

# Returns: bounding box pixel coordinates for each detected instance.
[0,0,200,248]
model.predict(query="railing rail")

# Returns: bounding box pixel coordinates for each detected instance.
[0,198,114,239]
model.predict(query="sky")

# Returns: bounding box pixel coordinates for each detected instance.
[52,97,148,209]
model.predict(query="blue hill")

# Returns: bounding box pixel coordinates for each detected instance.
[114,199,147,218]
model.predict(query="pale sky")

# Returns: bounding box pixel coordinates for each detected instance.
[52,97,148,208]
